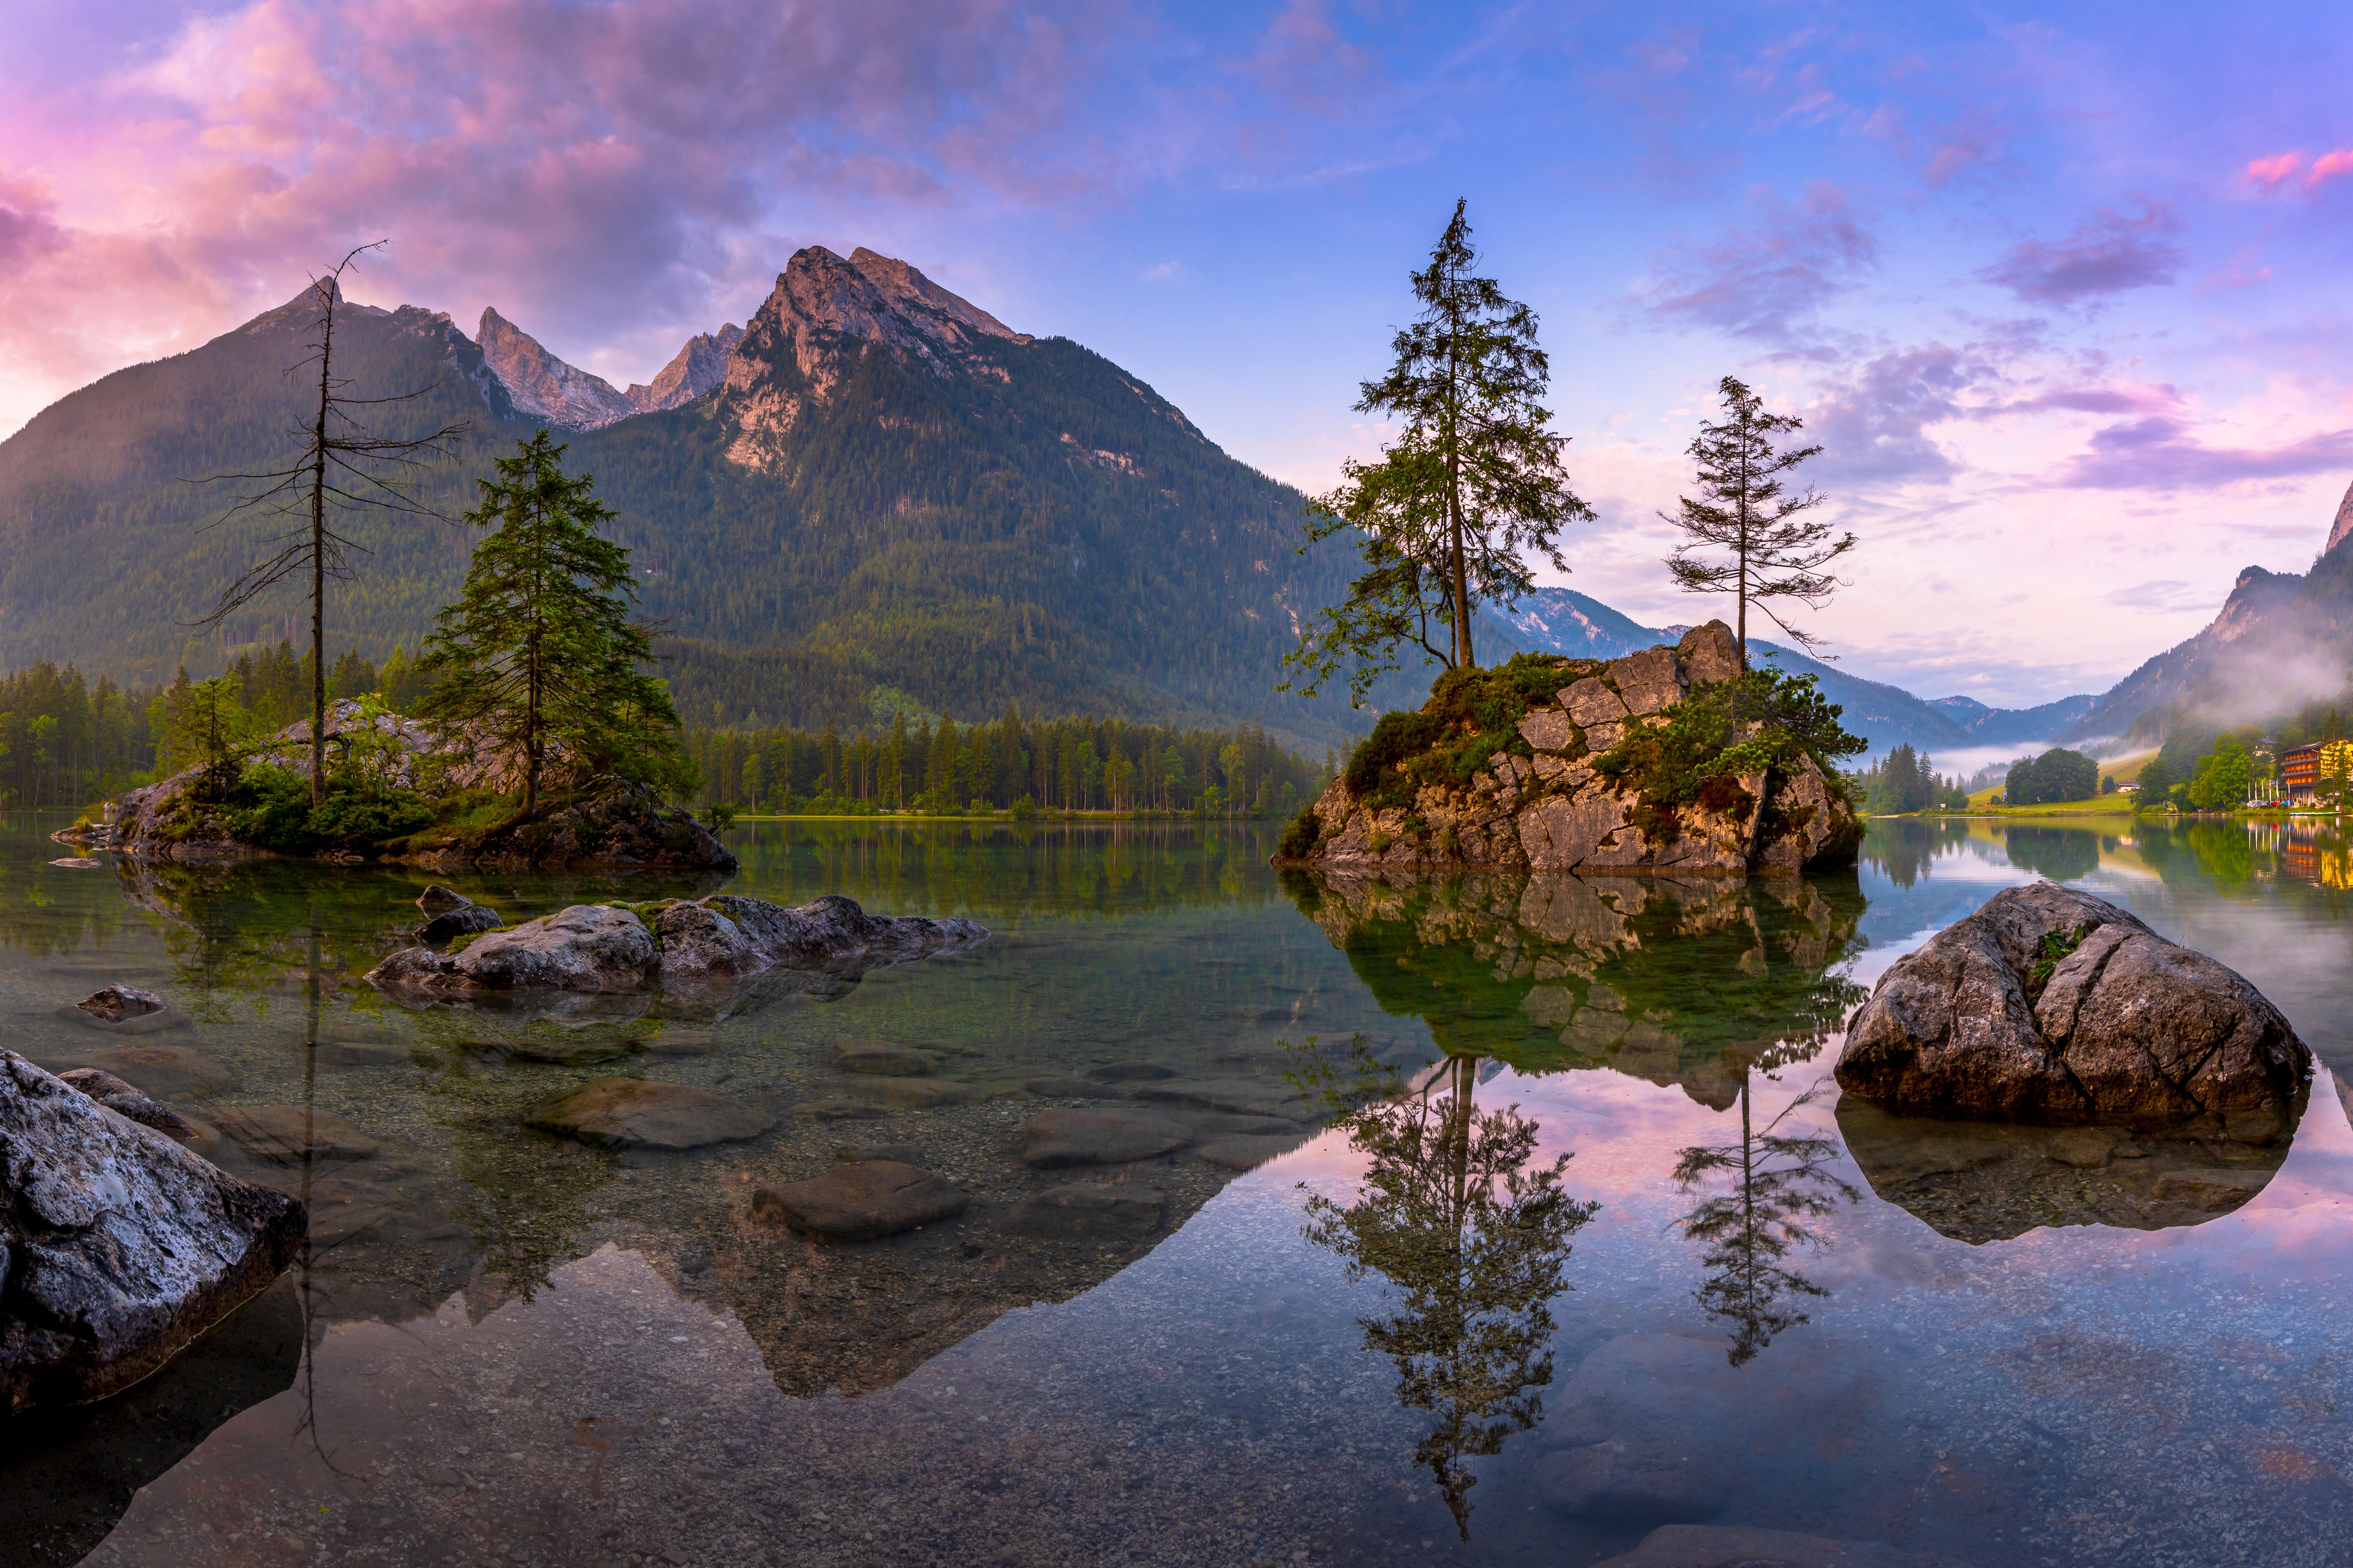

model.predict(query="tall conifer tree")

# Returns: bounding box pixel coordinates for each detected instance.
[1662,377,1853,669]
[1284,200,1590,702]
[419,432,686,816]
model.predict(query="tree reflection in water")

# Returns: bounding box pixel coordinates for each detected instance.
[1293,1040,1598,1540]
[1671,1071,1857,1366]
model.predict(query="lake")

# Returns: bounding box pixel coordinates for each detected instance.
[4,813,2351,1568]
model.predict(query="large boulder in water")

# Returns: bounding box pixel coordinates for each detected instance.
[0,1051,305,1415]
[365,893,986,996]
[1836,882,2309,1139]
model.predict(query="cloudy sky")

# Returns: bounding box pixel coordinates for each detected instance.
[6,0,2351,705]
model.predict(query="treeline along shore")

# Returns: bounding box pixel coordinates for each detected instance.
[0,638,1332,821]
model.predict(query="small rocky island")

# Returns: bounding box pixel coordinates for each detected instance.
[60,700,732,872]
[1277,621,1862,875]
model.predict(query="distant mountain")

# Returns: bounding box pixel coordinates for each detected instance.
[0,247,1371,751]
[2059,480,2353,747]
[475,309,743,430]
[1480,587,2092,762]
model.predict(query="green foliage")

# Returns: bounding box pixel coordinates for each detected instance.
[701,801,737,831]
[1277,802,1324,860]
[2187,737,2252,811]
[420,432,690,814]
[1853,742,1955,815]
[2026,924,2087,1000]
[1344,654,1591,812]
[2005,747,2099,806]
[1593,668,1864,831]
[201,763,436,855]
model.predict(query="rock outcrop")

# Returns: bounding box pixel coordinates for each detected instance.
[61,702,734,872]
[1836,883,2310,1138]
[1279,623,1860,877]
[365,893,987,997]
[0,1051,305,1414]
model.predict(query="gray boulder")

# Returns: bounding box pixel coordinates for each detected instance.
[415,901,501,948]
[1019,1109,1191,1168]
[0,1050,305,1415]
[525,1078,776,1150]
[365,893,986,997]
[1837,883,2309,1139]
[415,884,471,913]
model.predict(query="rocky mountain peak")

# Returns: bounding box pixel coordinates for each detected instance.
[474,309,747,431]
[2327,477,2353,558]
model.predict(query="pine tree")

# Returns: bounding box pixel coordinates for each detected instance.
[1662,377,1853,668]
[1284,200,1590,702]
[419,432,687,817]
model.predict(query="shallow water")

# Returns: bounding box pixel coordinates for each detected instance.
[4,813,2352,1567]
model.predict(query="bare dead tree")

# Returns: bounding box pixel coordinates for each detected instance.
[189,242,470,805]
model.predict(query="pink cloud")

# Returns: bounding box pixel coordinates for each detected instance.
[1642,181,1876,346]
[0,0,1143,435]
[1975,198,2182,304]
[2243,149,2353,193]
[2051,416,2353,490]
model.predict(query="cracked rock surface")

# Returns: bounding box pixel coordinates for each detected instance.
[0,1050,305,1416]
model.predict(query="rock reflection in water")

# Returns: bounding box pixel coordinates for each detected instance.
[1835,1094,2298,1244]
[0,1274,302,1568]
[1296,1043,1597,1540]
[1287,869,1864,1106]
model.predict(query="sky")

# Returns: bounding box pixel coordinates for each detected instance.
[5,0,2353,707]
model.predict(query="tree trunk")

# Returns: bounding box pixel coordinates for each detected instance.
[309,286,334,808]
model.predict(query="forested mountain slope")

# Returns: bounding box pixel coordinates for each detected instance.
[0,247,1372,749]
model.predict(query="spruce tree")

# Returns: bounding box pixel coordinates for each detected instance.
[1284,200,1591,702]
[1662,377,1854,668]
[419,432,687,817]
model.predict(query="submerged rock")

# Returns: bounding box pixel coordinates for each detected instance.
[525,1078,776,1150]
[53,1068,198,1143]
[1019,1108,1191,1168]
[0,1050,305,1415]
[998,1184,1165,1239]
[1836,883,2310,1138]
[414,884,471,913]
[1594,1524,1980,1568]
[365,893,986,997]
[752,1161,969,1241]
[75,986,166,1027]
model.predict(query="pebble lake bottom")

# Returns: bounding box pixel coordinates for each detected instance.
[3,813,2351,1568]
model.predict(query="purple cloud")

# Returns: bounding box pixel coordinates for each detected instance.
[2052,417,2353,489]
[1802,343,1982,482]
[1977,200,2184,303]
[1644,182,1876,344]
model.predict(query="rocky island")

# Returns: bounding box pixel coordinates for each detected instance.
[59,700,733,872]
[1276,621,1863,875]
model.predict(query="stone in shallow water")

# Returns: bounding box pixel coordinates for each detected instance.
[790,1100,889,1122]
[76,985,165,1024]
[1195,1133,1307,1170]
[54,1068,198,1142]
[1533,1438,1719,1523]
[847,1079,984,1110]
[998,1184,1164,1239]
[526,1078,776,1150]
[646,1029,718,1057]
[415,884,471,913]
[66,1045,226,1098]
[1173,1112,1301,1137]
[1020,1108,1190,1168]
[1024,1076,1108,1099]
[753,1161,969,1241]
[1594,1524,1979,1568]
[1125,1077,1309,1119]
[491,1034,646,1066]
[832,1142,926,1165]
[0,1050,306,1415]
[210,1106,383,1165]
[833,1044,937,1077]
[312,1040,412,1067]
[1087,1060,1176,1082]
[416,904,500,948]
